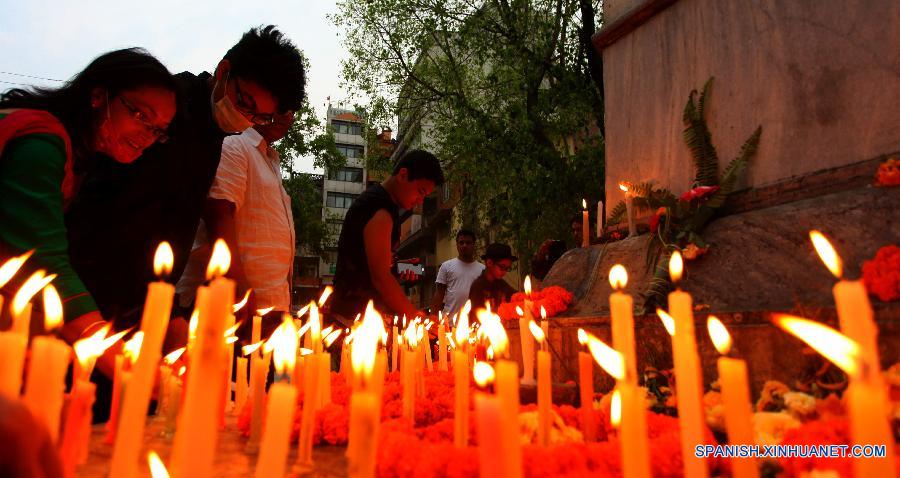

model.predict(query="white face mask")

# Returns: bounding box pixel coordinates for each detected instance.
[211,70,253,133]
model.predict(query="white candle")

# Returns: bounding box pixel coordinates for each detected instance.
[255,320,298,478]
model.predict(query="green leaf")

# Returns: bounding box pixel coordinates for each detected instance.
[682,77,719,187]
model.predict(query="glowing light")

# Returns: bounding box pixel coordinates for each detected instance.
[585,333,624,380]
[515,305,524,316]
[242,341,263,356]
[233,289,252,313]
[618,182,629,193]
[455,301,471,347]
[256,306,274,317]
[656,308,676,336]
[225,336,239,345]
[524,276,532,297]
[473,362,495,387]
[42,284,63,331]
[577,328,588,346]
[582,198,587,210]
[773,314,859,375]
[476,309,509,356]
[308,301,321,343]
[0,250,33,288]
[178,366,186,377]
[224,320,242,339]
[188,309,199,339]
[809,230,843,278]
[271,317,298,376]
[318,286,333,306]
[147,451,170,478]
[153,242,174,278]
[540,306,547,320]
[123,332,144,363]
[205,239,231,279]
[73,324,114,373]
[528,320,545,343]
[350,301,382,381]
[324,329,343,347]
[610,390,622,427]
[11,270,55,318]
[707,316,732,355]
[669,250,683,283]
[163,347,186,365]
[609,264,628,290]
[294,303,310,318]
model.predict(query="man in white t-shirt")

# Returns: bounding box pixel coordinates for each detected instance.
[176,111,296,327]
[430,229,484,319]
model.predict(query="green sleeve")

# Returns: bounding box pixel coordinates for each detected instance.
[0,134,98,320]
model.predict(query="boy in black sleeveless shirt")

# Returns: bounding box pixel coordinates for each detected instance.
[330,150,444,323]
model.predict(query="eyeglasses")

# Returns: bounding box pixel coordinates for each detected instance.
[495,263,512,272]
[233,79,275,126]
[118,96,169,143]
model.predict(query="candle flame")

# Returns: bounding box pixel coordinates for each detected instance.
[455,301,471,346]
[809,230,843,278]
[618,182,629,193]
[610,389,622,428]
[585,333,625,380]
[0,250,33,288]
[655,308,676,336]
[271,316,298,376]
[295,303,310,318]
[403,322,419,348]
[163,347,186,365]
[232,289,252,313]
[73,324,113,368]
[178,366,186,376]
[477,310,509,355]
[669,251,684,283]
[324,329,343,347]
[147,451,170,478]
[321,325,334,339]
[256,306,275,316]
[123,332,144,363]
[308,301,321,342]
[540,305,547,320]
[577,328,588,346]
[350,301,381,380]
[707,316,732,355]
[318,286,333,306]
[42,284,63,331]
[773,314,859,375]
[297,320,311,339]
[473,362,495,387]
[205,239,231,279]
[524,276,532,297]
[225,336,239,344]
[188,309,199,338]
[528,320,545,343]
[609,264,628,290]
[224,320,243,339]
[515,305,524,316]
[153,242,174,278]
[242,341,263,356]
[582,198,587,210]
[11,270,55,318]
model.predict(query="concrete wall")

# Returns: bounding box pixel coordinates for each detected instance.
[602,0,900,208]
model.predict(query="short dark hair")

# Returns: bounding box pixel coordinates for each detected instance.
[392,149,444,186]
[224,25,306,112]
[456,229,476,241]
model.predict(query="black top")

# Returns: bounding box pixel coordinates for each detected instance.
[331,184,400,318]
[467,271,517,312]
[65,71,227,326]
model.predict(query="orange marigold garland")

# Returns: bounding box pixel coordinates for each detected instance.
[497,285,573,321]
[862,245,900,302]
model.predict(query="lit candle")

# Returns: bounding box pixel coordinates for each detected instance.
[619,182,637,237]
[775,315,897,477]
[255,318,299,478]
[22,284,69,443]
[609,265,638,382]
[11,269,56,337]
[520,277,536,384]
[707,316,759,478]
[296,308,322,468]
[346,301,385,478]
[582,199,590,247]
[487,323,523,478]
[529,320,552,446]
[473,362,504,478]
[596,200,604,238]
[110,243,175,478]
[0,252,32,397]
[170,239,235,477]
[391,316,400,372]
[425,323,434,372]
[437,314,448,371]
[453,302,471,447]
[147,451,169,478]
[576,329,596,442]
[666,251,709,478]
[242,341,265,452]
[402,325,417,420]
[585,332,650,478]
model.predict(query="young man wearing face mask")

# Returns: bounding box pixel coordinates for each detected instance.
[65,26,305,339]
[175,110,297,335]
[329,150,445,324]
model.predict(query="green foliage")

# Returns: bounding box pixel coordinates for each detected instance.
[281,173,328,255]
[683,77,719,187]
[331,0,606,268]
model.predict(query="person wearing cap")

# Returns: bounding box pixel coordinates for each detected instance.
[467,243,518,311]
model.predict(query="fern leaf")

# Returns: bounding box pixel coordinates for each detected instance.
[698,77,714,121]
[682,78,719,187]
[606,200,627,227]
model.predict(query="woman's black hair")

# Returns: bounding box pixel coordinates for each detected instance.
[0,48,177,158]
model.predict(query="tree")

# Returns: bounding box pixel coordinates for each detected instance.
[332,0,606,272]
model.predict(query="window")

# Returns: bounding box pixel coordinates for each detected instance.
[326,192,358,209]
[329,167,363,182]
[336,144,364,159]
[332,120,362,136]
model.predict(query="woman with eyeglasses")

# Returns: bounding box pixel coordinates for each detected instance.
[0,48,177,350]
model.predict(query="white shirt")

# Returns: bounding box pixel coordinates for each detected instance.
[435,258,485,317]
[177,128,295,310]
